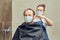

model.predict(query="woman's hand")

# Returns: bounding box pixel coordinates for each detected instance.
[36,14,53,26]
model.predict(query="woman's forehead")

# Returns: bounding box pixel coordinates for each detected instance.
[37,7,43,10]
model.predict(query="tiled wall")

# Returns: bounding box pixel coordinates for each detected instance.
[0,0,12,40]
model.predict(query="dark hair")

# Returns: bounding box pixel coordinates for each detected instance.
[23,8,35,15]
[37,4,46,11]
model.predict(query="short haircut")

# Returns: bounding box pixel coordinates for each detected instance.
[37,4,46,11]
[23,8,35,15]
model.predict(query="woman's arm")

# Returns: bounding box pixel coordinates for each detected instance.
[43,16,53,26]
[37,15,53,26]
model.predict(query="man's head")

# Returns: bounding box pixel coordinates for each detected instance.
[36,4,46,12]
[23,8,35,23]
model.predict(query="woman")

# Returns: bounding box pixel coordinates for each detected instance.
[34,4,53,40]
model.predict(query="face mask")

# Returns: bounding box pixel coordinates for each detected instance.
[24,16,33,23]
[36,11,43,15]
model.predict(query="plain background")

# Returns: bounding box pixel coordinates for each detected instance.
[12,0,60,40]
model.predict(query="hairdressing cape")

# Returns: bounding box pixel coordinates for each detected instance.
[12,21,49,40]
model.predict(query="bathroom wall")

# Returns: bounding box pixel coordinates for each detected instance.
[0,0,12,40]
[12,0,60,40]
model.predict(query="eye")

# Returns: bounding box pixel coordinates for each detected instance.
[24,14,27,16]
[29,14,31,16]
[39,10,42,11]
[37,9,43,11]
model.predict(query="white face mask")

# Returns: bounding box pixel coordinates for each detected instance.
[24,16,33,23]
[36,11,43,15]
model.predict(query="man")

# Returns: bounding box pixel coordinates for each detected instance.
[34,4,53,40]
[12,8,46,40]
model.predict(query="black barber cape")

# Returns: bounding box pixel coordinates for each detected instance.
[12,21,49,40]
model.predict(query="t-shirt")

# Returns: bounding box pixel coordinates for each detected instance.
[33,18,46,28]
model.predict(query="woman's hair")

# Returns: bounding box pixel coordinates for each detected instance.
[23,8,35,15]
[37,4,46,11]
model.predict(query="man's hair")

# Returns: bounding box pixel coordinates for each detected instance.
[37,4,46,11]
[23,8,35,15]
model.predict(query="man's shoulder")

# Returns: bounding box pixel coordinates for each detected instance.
[18,22,25,28]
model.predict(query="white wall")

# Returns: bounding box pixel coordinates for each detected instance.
[12,0,60,40]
